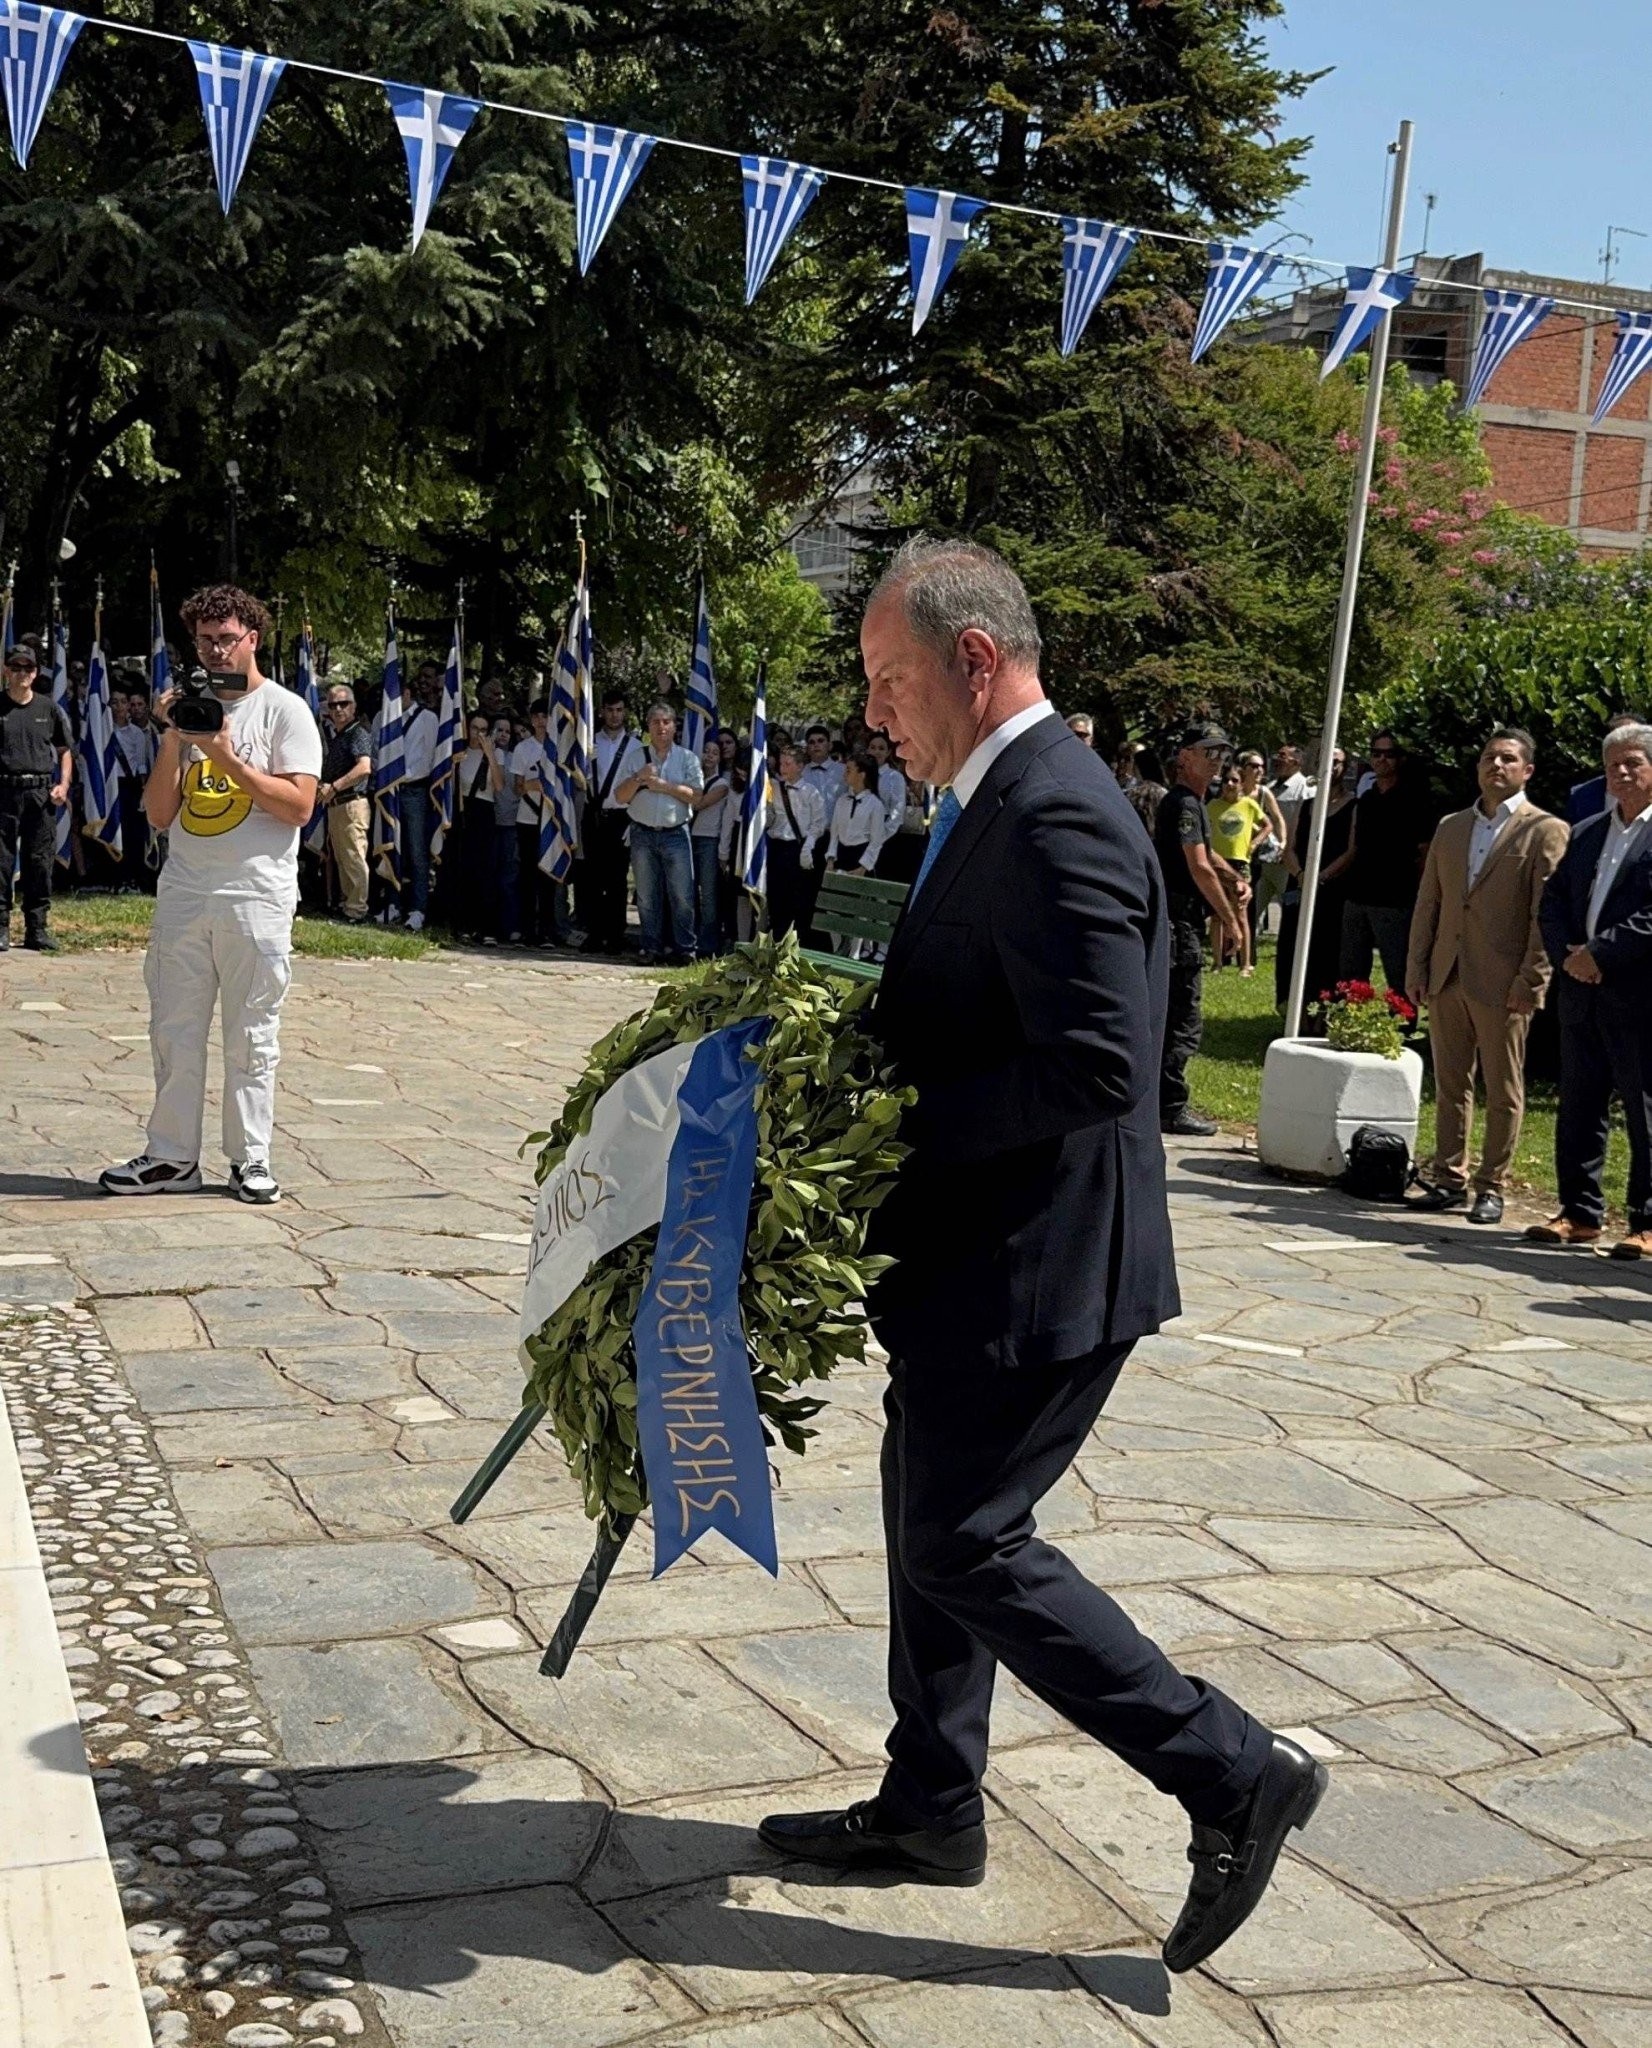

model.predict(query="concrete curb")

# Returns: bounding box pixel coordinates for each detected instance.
[0,1365,149,2048]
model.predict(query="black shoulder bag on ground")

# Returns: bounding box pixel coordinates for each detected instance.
[1338,1124,1413,1202]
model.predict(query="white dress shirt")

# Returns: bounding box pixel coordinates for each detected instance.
[951,699,1058,811]
[874,762,907,832]
[800,760,844,812]
[1587,800,1652,939]
[768,774,826,854]
[1466,788,1526,889]
[593,728,633,811]
[827,788,887,870]
[401,702,437,781]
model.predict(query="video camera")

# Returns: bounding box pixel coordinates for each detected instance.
[170,665,249,737]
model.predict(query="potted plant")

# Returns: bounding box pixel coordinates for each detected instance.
[1257,981,1424,1180]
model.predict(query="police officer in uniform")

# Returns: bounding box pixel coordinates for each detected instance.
[0,644,73,951]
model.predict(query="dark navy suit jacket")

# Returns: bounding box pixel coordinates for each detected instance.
[866,715,1180,1369]
[1539,807,1652,990]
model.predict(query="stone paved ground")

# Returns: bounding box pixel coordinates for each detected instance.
[4,948,1652,2048]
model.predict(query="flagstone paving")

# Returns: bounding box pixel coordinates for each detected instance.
[5,948,1652,2044]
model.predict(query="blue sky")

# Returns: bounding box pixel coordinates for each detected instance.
[1261,2,1649,288]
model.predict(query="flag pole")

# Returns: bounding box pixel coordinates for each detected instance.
[1284,118,1414,1039]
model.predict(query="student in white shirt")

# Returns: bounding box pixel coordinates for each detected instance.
[511,700,565,948]
[587,691,635,952]
[767,743,827,940]
[691,738,731,956]
[800,725,844,813]
[400,663,441,929]
[867,731,909,834]
[826,750,888,875]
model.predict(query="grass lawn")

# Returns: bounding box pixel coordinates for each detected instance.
[1193,938,1629,1217]
[25,892,441,962]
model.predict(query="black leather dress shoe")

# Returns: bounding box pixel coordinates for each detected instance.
[1162,1109,1219,1138]
[1408,1180,1467,1211]
[1466,1189,1504,1225]
[1162,1735,1328,1974]
[757,1799,988,1886]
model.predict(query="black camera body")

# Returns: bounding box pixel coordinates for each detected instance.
[171,667,247,737]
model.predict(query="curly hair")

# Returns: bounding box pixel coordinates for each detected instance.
[178,584,272,644]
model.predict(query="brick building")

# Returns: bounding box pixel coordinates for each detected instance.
[1256,254,1652,553]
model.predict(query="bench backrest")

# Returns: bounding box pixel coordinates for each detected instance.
[812,870,909,946]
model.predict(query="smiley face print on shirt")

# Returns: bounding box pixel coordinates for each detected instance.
[179,756,254,837]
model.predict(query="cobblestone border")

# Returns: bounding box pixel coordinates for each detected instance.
[0,1305,388,2048]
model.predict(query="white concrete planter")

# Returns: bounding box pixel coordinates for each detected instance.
[1257,1036,1424,1180]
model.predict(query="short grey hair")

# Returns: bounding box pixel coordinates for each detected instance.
[1604,723,1652,763]
[646,700,677,724]
[871,537,1043,669]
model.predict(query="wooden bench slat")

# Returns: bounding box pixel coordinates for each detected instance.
[801,948,883,983]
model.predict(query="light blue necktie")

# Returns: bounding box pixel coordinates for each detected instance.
[911,787,962,900]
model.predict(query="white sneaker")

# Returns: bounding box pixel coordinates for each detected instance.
[99,1154,203,1196]
[230,1158,281,1204]
[405,910,425,932]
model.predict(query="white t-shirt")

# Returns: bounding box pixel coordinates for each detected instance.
[158,681,322,906]
[511,737,550,827]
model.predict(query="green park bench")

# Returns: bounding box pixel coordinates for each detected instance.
[800,870,909,983]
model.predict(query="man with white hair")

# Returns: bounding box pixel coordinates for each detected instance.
[757,538,1324,1974]
[1532,720,1652,1255]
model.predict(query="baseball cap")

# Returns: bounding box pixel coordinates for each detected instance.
[3,645,39,673]
[1170,719,1232,754]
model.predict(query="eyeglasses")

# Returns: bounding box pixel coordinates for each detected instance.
[195,627,252,656]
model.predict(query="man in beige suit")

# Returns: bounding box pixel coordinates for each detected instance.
[1406,728,1569,1223]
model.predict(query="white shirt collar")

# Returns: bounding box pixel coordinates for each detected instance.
[951,700,1057,810]
[1611,799,1652,833]
[1475,790,1527,825]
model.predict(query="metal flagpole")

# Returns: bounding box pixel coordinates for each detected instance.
[1284,118,1415,1039]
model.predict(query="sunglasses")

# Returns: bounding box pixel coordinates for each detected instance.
[1369,746,1399,758]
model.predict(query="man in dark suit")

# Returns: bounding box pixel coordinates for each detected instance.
[1565,712,1643,826]
[758,540,1325,1974]
[1531,721,1652,1256]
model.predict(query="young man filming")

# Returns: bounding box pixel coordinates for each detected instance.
[100,585,321,1204]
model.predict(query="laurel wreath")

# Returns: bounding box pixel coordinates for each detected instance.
[520,936,915,1530]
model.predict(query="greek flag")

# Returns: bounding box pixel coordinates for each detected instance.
[295,616,325,855]
[186,40,284,213]
[552,567,591,792]
[1593,310,1652,425]
[0,2,84,169]
[567,121,654,275]
[81,622,122,858]
[430,618,462,864]
[736,663,768,898]
[520,1015,779,1576]
[906,188,985,334]
[539,587,585,882]
[1464,290,1554,412]
[385,82,481,249]
[684,574,716,757]
[1320,266,1418,380]
[1191,242,1280,363]
[371,610,405,890]
[51,609,70,866]
[149,560,170,699]
[741,154,823,304]
[536,750,577,883]
[1059,218,1137,357]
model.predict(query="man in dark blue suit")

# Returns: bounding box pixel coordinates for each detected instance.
[1565,712,1643,826]
[1531,721,1652,1255]
[759,541,1325,1973]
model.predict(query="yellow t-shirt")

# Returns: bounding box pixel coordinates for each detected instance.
[1207,793,1267,863]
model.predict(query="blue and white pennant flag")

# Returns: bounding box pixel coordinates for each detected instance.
[81,616,122,859]
[1191,242,1280,363]
[741,154,823,304]
[567,122,654,275]
[50,609,71,866]
[430,617,462,864]
[0,2,84,169]
[1320,266,1418,380]
[683,574,716,757]
[1464,290,1554,411]
[1593,310,1652,425]
[1059,217,1137,358]
[736,663,768,899]
[385,82,481,249]
[906,188,985,334]
[187,40,284,213]
[371,610,405,889]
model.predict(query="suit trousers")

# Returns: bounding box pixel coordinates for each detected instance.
[878,1338,1272,1835]
[1555,976,1652,1230]
[1427,978,1530,1192]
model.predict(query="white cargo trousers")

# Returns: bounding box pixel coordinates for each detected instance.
[143,890,294,1166]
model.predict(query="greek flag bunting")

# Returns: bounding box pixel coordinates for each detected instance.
[567,121,654,275]
[1191,242,1280,363]
[385,82,481,249]
[1464,290,1554,412]
[906,188,985,334]
[186,40,284,213]
[741,154,823,304]
[0,2,84,169]
[736,663,768,898]
[295,617,325,855]
[51,611,71,865]
[149,560,170,699]
[1593,310,1652,425]
[430,618,462,864]
[371,611,405,889]
[81,621,122,858]
[1320,266,1418,380]
[1059,218,1137,357]
[684,574,716,757]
